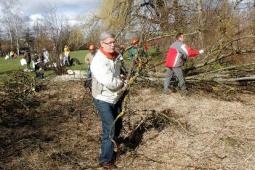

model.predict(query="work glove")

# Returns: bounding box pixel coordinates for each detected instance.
[120,74,126,80]
[199,49,204,54]
[117,80,128,96]
[123,80,128,89]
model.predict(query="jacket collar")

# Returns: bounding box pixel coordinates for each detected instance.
[99,47,119,60]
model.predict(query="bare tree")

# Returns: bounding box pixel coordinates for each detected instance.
[0,0,25,55]
[22,5,73,75]
[82,16,101,45]
[42,6,71,54]
[68,26,85,50]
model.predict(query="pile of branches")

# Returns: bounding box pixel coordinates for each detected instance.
[0,71,42,127]
[183,36,255,94]
[139,35,255,95]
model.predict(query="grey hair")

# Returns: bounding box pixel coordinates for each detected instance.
[99,31,115,41]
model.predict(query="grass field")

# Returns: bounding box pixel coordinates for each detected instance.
[0,48,164,83]
[0,50,89,82]
[0,57,23,73]
[69,50,88,70]
[0,57,24,82]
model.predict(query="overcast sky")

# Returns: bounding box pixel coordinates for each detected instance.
[0,0,101,25]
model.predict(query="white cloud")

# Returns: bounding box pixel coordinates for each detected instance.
[18,0,100,16]
[16,0,101,25]
[30,14,44,21]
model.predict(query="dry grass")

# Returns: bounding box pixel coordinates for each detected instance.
[0,79,255,170]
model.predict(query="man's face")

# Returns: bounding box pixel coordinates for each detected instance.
[89,48,96,54]
[179,35,184,42]
[100,37,115,53]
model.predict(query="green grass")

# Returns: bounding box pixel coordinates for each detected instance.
[69,50,88,70]
[0,57,26,82]
[0,49,164,83]
[0,50,90,82]
[0,57,24,73]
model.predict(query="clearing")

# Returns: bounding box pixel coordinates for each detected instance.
[0,78,254,170]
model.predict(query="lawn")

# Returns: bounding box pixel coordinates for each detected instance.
[0,57,23,73]
[0,50,89,82]
[0,57,25,82]
[69,50,88,70]
[0,48,164,83]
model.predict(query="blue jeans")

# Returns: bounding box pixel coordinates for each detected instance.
[93,98,123,164]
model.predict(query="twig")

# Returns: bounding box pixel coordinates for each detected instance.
[158,112,195,136]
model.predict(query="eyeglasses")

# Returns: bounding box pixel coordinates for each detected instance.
[103,41,115,45]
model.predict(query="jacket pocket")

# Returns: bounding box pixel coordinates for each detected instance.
[92,76,103,97]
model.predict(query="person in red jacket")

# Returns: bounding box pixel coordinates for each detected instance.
[164,33,204,95]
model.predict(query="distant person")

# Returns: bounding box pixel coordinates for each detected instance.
[20,56,27,67]
[63,45,70,66]
[128,38,139,60]
[35,67,45,79]
[9,50,14,59]
[90,31,127,169]
[30,53,37,71]
[42,48,49,64]
[24,51,32,70]
[33,52,45,79]
[84,44,97,89]
[85,44,97,78]
[164,32,204,95]
[5,54,10,60]
[33,52,44,72]
[128,37,149,60]
[127,37,149,76]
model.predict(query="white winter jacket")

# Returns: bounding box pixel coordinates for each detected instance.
[90,49,124,104]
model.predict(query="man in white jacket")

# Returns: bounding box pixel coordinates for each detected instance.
[90,31,126,169]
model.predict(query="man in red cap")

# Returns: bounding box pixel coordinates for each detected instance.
[85,44,96,65]
[84,44,97,89]
[128,37,139,60]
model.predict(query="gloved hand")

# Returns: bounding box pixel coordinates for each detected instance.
[118,80,128,96]
[199,49,204,54]
[120,74,126,80]
[123,80,128,89]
